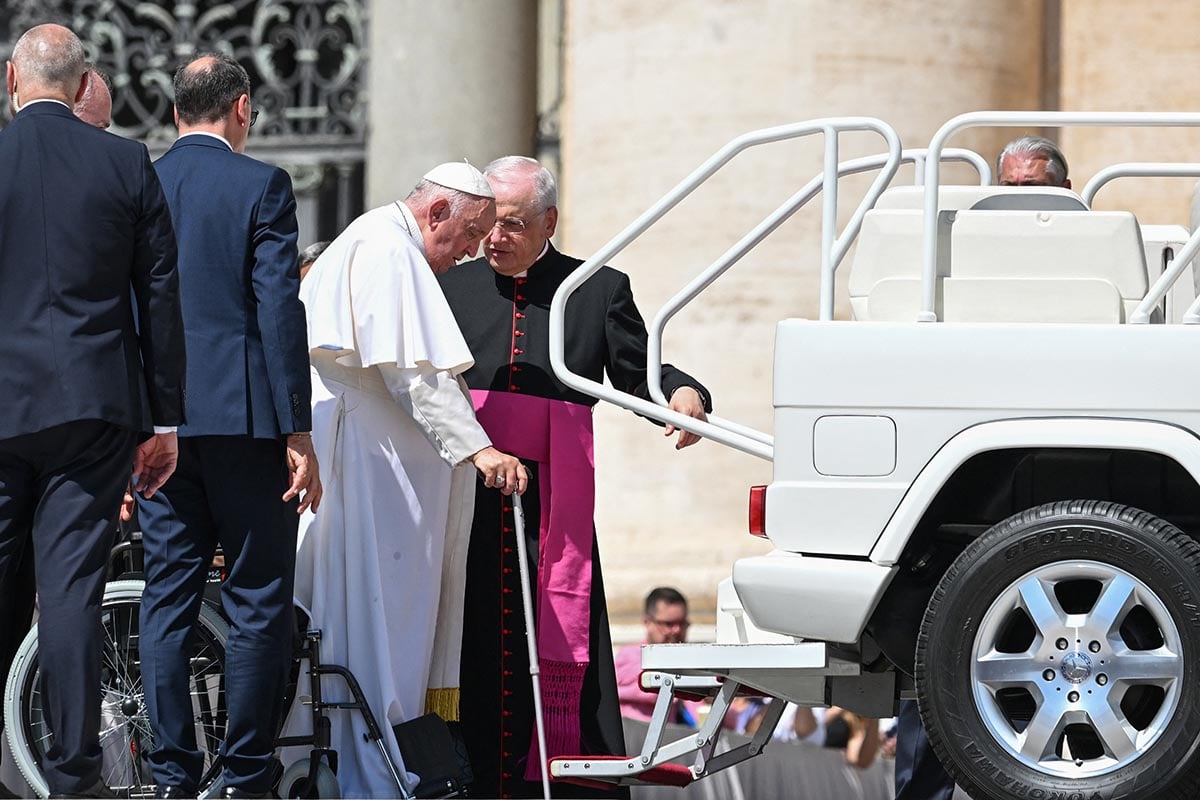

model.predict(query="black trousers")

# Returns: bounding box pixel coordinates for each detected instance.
[0,420,136,794]
[895,700,957,800]
[137,436,297,793]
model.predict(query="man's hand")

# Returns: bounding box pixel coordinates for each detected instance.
[132,432,178,499]
[665,387,707,449]
[284,433,323,514]
[470,446,528,496]
[120,481,135,522]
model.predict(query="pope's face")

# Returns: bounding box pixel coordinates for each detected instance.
[425,196,496,273]
[485,173,558,277]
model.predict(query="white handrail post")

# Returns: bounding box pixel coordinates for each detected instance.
[819,127,839,321]
[918,129,950,322]
[911,152,926,186]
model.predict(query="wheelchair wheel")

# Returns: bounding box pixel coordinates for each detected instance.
[3,580,230,799]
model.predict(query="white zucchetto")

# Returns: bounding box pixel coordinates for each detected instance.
[422,161,495,199]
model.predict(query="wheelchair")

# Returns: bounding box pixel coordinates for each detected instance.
[2,528,465,799]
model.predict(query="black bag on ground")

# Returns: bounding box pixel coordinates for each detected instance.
[392,713,473,798]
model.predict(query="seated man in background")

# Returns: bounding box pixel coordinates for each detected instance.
[615,587,702,725]
[996,135,1071,188]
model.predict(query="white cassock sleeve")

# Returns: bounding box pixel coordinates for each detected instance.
[378,364,492,468]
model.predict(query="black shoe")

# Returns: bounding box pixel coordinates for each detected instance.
[219,788,270,799]
[49,780,117,799]
[154,786,198,799]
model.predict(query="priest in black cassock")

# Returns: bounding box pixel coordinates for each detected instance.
[437,156,711,799]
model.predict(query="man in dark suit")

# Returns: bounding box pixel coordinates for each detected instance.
[136,53,321,799]
[0,23,185,799]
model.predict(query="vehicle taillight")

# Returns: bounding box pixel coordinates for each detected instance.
[748,485,767,538]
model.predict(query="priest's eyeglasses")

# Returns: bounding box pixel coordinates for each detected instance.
[493,210,545,235]
[493,217,531,235]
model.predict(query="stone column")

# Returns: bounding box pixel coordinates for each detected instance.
[556,0,1046,623]
[366,0,539,207]
[1060,1,1200,225]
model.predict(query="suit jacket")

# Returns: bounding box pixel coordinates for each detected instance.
[0,101,185,440]
[154,134,310,439]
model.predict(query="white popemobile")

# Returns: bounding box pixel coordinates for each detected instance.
[547,111,1200,800]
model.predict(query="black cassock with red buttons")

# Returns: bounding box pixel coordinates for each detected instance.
[438,246,710,799]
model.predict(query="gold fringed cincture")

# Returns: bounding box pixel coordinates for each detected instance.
[425,687,460,721]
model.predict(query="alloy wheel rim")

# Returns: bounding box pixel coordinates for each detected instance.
[970,558,1183,778]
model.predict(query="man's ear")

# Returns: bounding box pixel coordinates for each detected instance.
[1063,178,1072,190]
[236,93,250,127]
[173,106,180,128]
[74,71,88,105]
[6,62,15,99]
[543,205,559,239]
[428,198,451,229]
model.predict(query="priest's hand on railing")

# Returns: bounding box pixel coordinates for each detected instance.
[471,446,529,496]
[665,387,707,450]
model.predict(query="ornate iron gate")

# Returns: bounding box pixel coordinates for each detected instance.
[0,0,368,244]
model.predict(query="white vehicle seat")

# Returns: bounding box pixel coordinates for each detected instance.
[872,184,1089,212]
[850,186,1148,323]
[1141,224,1195,323]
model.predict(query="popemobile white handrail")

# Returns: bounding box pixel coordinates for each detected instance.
[549,118,902,461]
[644,147,990,443]
[1082,162,1200,206]
[920,112,1200,323]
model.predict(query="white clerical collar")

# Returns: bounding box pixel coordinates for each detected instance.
[513,242,550,279]
[393,201,427,257]
[18,98,71,112]
[179,131,233,151]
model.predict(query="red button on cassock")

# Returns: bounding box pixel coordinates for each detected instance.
[514,330,525,337]
[512,347,523,355]
[516,295,526,301]
[515,312,525,319]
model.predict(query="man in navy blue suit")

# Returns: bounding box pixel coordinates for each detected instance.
[136,53,321,799]
[0,24,185,799]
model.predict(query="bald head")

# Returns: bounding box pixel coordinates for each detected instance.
[7,24,87,110]
[73,68,112,129]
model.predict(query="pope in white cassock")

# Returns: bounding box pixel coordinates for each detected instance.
[285,162,528,798]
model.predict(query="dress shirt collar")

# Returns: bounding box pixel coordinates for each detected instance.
[178,131,233,151]
[17,98,71,112]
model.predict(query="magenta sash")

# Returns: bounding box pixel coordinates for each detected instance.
[470,390,595,779]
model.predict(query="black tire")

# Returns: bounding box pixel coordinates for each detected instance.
[916,500,1200,800]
